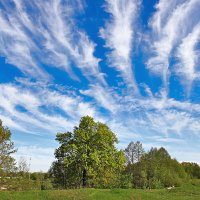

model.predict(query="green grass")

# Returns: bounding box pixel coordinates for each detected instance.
[1,183,200,200]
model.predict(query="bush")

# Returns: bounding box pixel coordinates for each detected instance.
[41,179,53,190]
[150,178,163,189]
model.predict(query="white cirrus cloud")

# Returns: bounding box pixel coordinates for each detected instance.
[100,0,140,92]
[0,81,98,135]
[80,84,121,113]
[176,23,200,92]
[147,0,200,88]
[0,0,104,83]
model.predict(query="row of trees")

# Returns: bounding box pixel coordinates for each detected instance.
[1,116,200,190]
[49,116,200,189]
[124,143,187,188]
[0,120,52,190]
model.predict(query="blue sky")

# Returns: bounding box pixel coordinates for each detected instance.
[0,0,200,171]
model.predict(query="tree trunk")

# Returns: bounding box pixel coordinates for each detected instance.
[82,169,87,187]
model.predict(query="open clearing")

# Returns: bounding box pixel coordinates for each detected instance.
[0,183,200,200]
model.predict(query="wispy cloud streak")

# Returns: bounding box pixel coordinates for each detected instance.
[0,0,104,82]
[176,23,200,92]
[0,0,200,171]
[147,0,200,89]
[100,0,140,93]
[0,82,97,134]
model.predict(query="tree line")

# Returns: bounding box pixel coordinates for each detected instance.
[0,116,200,190]
[0,120,51,190]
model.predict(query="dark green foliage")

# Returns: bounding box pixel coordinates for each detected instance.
[142,147,187,188]
[182,162,200,179]
[124,145,188,189]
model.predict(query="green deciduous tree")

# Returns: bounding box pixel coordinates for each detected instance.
[50,116,125,188]
[0,120,16,175]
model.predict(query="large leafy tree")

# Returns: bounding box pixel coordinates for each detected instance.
[51,116,125,188]
[0,120,16,176]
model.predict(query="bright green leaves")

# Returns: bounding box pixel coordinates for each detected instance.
[52,116,125,188]
[0,120,16,175]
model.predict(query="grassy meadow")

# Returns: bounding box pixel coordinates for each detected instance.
[1,182,200,200]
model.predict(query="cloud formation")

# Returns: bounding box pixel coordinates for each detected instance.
[176,23,200,92]
[100,0,140,92]
[148,0,200,89]
[0,81,97,135]
[0,0,200,171]
[0,0,104,82]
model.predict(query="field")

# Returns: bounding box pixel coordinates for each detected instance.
[0,183,200,200]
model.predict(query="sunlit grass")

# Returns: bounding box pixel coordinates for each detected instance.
[1,182,200,200]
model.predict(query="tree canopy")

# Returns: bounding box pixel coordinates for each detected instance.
[50,116,125,188]
[0,117,200,191]
[0,120,16,176]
